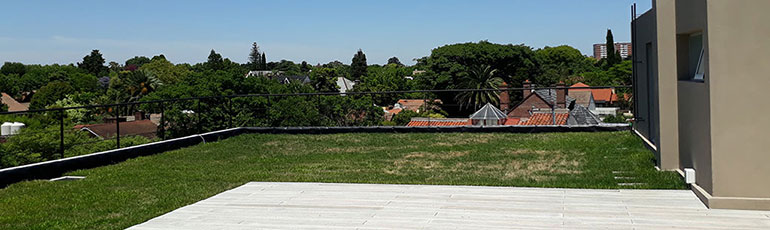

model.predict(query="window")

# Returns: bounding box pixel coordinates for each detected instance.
[694,49,705,81]
[688,33,705,81]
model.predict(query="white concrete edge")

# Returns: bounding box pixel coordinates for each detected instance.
[633,128,658,151]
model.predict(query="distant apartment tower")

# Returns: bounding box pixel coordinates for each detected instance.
[593,43,632,60]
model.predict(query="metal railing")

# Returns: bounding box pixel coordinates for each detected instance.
[0,86,631,168]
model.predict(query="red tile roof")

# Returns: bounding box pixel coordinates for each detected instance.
[406,118,470,127]
[503,118,521,125]
[518,113,568,126]
[570,83,617,103]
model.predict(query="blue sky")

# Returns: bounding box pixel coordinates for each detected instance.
[0,0,651,65]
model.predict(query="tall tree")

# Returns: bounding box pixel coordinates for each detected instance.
[387,57,403,67]
[248,42,262,71]
[351,49,368,80]
[300,61,310,73]
[261,53,267,70]
[78,50,108,76]
[206,49,224,71]
[605,29,621,66]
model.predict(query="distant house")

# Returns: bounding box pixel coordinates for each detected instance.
[1,93,29,112]
[336,77,355,94]
[273,76,311,84]
[570,82,618,106]
[501,80,603,126]
[406,118,470,127]
[75,120,158,139]
[383,99,442,121]
[245,70,284,78]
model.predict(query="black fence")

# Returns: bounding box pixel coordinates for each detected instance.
[0,86,631,169]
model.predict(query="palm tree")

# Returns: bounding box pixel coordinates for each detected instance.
[455,64,504,110]
[124,69,161,102]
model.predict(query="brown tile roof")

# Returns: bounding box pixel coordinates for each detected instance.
[570,83,617,103]
[406,118,470,127]
[1,93,29,112]
[518,113,568,126]
[568,91,593,108]
[77,120,157,139]
[396,99,442,112]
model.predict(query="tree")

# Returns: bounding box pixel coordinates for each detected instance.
[605,29,621,66]
[248,42,263,71]
[351,49,368,80]
[454,64,503,110]
[535,45,598,85]
[77,50,109,76]
[139,57,190,84]
[261,53,267,70]
[387,57,403,67]
[206,49,224,71]
[123,69,161,102]
[300,61,310,73]
[30,81,75,110]
[1,62,26,76]
[391,110,419,126]
[309,68,340,92]
[125,56,151,67]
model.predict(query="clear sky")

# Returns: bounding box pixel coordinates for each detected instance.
[0,0,652,66]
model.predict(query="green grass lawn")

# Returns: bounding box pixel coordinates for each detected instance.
[0,132,684,229]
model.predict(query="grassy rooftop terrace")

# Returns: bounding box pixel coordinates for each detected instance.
[0,132,684,229]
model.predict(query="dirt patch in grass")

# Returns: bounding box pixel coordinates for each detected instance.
[387,148,582,181]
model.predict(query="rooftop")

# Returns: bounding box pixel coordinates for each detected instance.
[0,132,686,229]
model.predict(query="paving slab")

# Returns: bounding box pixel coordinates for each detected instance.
[129,182,770,229]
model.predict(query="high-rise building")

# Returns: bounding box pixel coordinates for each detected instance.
[593,43,632,60]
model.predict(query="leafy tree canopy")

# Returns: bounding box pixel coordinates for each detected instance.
[1,62,26,76]
[351,49,368,80]
[77,50,109,76]
[125,56,151,67]
[30,81,75,110]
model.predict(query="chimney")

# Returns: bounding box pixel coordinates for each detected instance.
[556,81,567,109]
[499,82,510,112]
[523,80,534,99]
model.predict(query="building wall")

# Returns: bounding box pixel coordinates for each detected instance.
[508,95,551,119]
[673,0,714,195]
[653,0,681,171]
[706,0,770,201]
[632,8,659,157]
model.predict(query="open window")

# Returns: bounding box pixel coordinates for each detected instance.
[693,48,705,81]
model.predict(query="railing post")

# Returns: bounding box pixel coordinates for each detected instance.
[266,95,271,126]
[197,99,202,134]
[59,109,65,159]
[228,97,233,129]
[116,105,121,149]
[159,101,165,140]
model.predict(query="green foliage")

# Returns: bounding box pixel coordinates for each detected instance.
[353,65,413,105]
[248,42,263,71]
[206,50,224,71]
[391,109,419,126]
[604,29,622,67]
[387,57,403,67]
[123,70,161,102]
[454,64,503,110]
[0,103,6,112]
[535,46,598,86]
[48,95,89,123]
[0,73,21,96]
[1,62,26,76]
[577,60,632,87]
[30,81,75,110]
[351,49,368,80]
[0,126,152,168]
[138,57,190,84]
[125,56,151,67]
[77,50,108,76]
[603,114,629,124]
[309,68,340,92]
